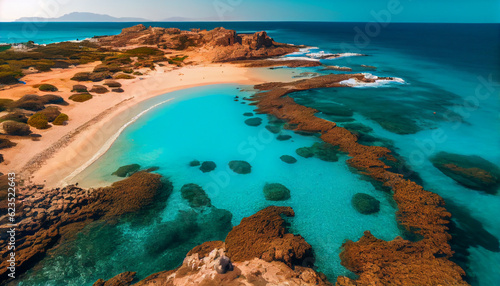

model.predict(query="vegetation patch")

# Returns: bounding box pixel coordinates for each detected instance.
[69,93,93,102]
[35,106,61,122]
[2,121,31,136]
[0,138,16,149]
[114,73,135,80]
[89,85,109,94]
[38,84,58,92]
[52,113,69,125]
[28,113,50,129]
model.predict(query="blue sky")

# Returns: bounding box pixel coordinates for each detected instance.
[0,0,499,22]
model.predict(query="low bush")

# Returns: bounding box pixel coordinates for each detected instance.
[38,84,58,92]
[69,93,93,102]
[71,84,88,92]
[0,138,16,149]
[114,73,135,80]
[52,113,69,125]
[28,113,50,129]
[0,98,14,111]
[0,111,28,123]
[103,80,121,88]
[36,106,61,122]
[71,72,91,81]
[2,121,31,135]
[40,94,65,105]
[89,85,109,94]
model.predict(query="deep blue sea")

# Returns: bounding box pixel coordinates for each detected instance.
[3,22,499,286]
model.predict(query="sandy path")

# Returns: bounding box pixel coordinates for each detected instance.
[0,63,296,187]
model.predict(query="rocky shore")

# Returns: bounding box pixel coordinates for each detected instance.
[94,206,332,286]
[0,172,167,283]
[250,75,469,285]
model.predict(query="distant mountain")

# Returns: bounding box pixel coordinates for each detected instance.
[15,12,150,22]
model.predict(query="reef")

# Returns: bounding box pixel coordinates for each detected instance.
[280,155,297,164]
[228,160,252,174]
[244,117,262,127]
[180,183,212,208]
[250,74,469,285]
[95,206,332,286]
[351,193,380,215]
[431,151,500,194]
[200,161,216,173]
[263,183,291,201]
[112,164,141,177]
[296,142,340,162]
[0,172,167,282]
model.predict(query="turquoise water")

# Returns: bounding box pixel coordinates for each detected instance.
[9,23,500,285]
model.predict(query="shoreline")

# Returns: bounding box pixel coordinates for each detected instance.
[0,63,297,188]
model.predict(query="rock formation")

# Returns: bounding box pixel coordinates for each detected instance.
[250,74,469,285]
[94,206,332,286]
[0,172,168,282]
[96,25,299,62]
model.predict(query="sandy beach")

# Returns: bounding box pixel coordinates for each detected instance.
[0,63,296,187]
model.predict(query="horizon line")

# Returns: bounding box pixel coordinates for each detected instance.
[1,20,499,24]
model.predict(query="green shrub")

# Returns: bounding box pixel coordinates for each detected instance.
[0,98,14,111]
[114,73,135,80]
[71,84,88,92]
[53,113,69,125]
[103,80,121,88]
[36,106,61,122]
[71,72,91,81]
[0,138,16,149]
[89,85,109,94]
[0,111,28,123]
[15,100,45,111]
[133,71,142,76]
[69,93,93,102]
[41,94,65,105]
[2,121,31,135]
[28,113,49,129]
[0,45,11,52]
[124,47,163,56]
[0,71,20,85]
[38,84,58,92]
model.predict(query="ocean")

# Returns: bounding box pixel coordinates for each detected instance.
[3,22,499,286]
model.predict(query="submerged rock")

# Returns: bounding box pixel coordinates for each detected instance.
[181,183,211,208]
[189,160,201,167]
[431,152,500,194]
[228,160,252,174]
[112,164,141,177]
[263,183,291,201]
[245,117,262,127]
[200,161,216,173]
[276,134,292,141]
[280,155,297,164]
[351,193,380,214]
[296,142,339,162]
[265,124,281,134]
[243,112,254,117]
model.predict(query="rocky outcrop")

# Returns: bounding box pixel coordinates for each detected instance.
[250,74,469,285]
[0,172,167,282]
[97,25,299,62]
[95,206,332,286]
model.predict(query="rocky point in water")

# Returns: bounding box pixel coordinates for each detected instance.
[94,207,332,286]
[111,163,140,177]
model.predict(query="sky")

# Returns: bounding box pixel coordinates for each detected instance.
[0,0,499,22]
